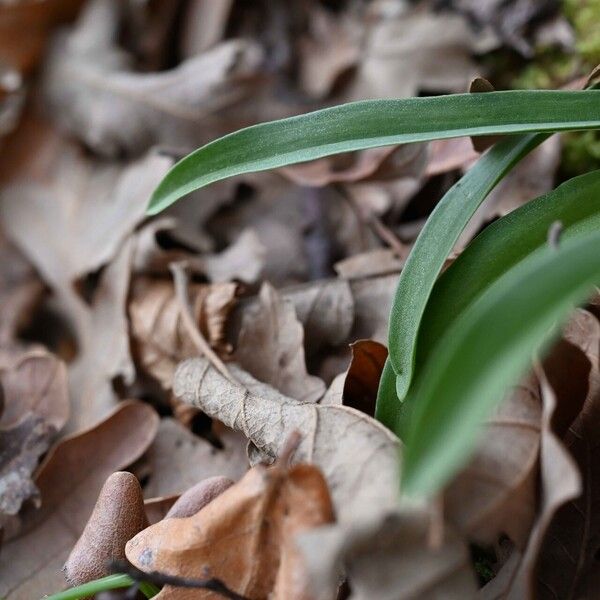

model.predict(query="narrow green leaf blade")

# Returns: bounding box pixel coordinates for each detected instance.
[148,90,600,214]
[417,169,600,367]
[401,228,600,499]
[44,575,159,600]
[376,132,547,428]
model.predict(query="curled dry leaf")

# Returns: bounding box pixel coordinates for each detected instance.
[130,279,238,390]
[64,471,148,585]
[0,350,69,516]
[535,310,600,599]
[297,508,477,600]
[445,373,541,548]
[242,278,354,356]
[43,0,263,157]
[342,340,388,416]
[141,418,247,498]
[0,400,158,600]
[126,450,334,600]
[165,476,234,520]
[173,358,400,521]
[233,283,325,403]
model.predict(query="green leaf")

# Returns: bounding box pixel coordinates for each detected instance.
[416,169,600,368]
[45,575,159,600]
[400,228,600,499]
[148,90,600,215]
[375,133,547,428]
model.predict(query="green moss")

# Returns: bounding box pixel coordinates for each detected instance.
[562,130,600,176]
[512,52,579,89]
[564,0,600,64]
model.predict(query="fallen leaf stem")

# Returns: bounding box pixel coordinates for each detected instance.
[110,560,251,600]
[169,262,237,384]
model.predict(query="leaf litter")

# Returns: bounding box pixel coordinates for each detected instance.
[0,1,599,599]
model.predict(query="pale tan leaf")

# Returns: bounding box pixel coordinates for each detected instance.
[234,283,325,402]
[173,358,400,521]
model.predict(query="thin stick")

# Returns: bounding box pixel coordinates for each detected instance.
[110,560,250,600]
[335,184,409,258]
[170,261,236,384]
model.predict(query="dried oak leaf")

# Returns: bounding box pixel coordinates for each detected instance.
[0,127,172,289]
[480,367,584,599]
[0,400,158,600]
[130,280,238,390]
[65,237,137,432]
[43,0,263,157]
[141,418,247,498]
[0,350,69,517]
[173,359,400,522]
[64,471,149,585]
[445,373,542,548]
[297,508,477,600]
[233,283,326,403]
[126,450,334,600]
[535,310,600,599]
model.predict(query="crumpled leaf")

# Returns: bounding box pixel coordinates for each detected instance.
[0,126,172,288]
[230,277,355,360]
[342,340,388,416]
[535,310,600,599]
[297,508,477,600]
[130,279,238,390]
[233,283,325,403]
[43,0,263,157]
[0,400,158,599]
[141,418,248,498]
[63,471,148,585]
[173,358,400,521]
[65,237,136,431]
[126,446,334,600]
[0,350,69,516]
[445,373,541,548]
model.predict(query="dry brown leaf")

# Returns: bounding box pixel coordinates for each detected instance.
[191,228,266,284]
[141,418,248,498]
[165,476,234,520]
[342,340,387,416]
[296,4,361,99]
[64,237,136,431]
[180,0,234,56]
[43,0,263,157]
[144,495,179,526]
[297,508,477,600]
[130,279,238,390]
[63,471,148,585]
[0,0,83,73]
[0,350,69,516]
[127,449,335,600]
[425,137,479,177]
[446,374,541,548]
[173,358,400,522]
[534,311,600,599]
[346,6,482,100]
[234,283,325,403]
[0,132,172,289]
[0,400,158,599]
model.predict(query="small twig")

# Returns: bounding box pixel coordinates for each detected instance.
[547,220,563,250]
[170,261,237,384]
[427,495,445,550]
[110,560,250,600]
[335,184,408,258]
